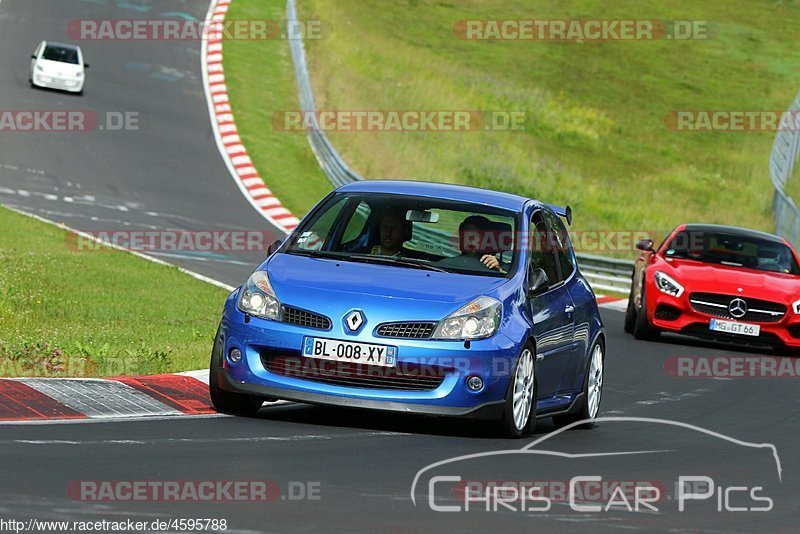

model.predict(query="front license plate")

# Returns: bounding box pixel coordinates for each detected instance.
[302,337,397,367]
[709,318,760,337]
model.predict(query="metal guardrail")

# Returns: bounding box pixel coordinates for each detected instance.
[286,0,633,294]
[770,91,800,246]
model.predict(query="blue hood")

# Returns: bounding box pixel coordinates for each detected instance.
[263,252,511,323]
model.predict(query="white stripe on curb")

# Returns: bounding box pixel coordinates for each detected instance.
[201,0,300,234]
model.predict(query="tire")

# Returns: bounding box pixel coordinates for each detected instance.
[632,285,660,341]
[498,344,537,438]
[208,327,264,416]
[553,340,604,430]
[623,284,636,334]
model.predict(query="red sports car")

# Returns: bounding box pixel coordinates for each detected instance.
[625,224,800,352]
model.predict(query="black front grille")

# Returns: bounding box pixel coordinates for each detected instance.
[281,306,331,330]
[689,293,786,324]
[262,354,448,391]
[375,322,436,339]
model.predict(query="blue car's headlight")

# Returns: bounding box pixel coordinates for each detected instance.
[654,271,684,298]
[237,271,280,320]
[433,296,501,340]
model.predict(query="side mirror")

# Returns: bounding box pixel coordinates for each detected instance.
[527,267,549,297]
[84,63,90,69]
[31,54,37,59]
[267,239,282,256]
[636,239,654,252]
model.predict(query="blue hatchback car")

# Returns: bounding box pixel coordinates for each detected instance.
[210,181,605,437]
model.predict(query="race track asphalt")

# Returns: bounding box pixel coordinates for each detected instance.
[0,1,798,531]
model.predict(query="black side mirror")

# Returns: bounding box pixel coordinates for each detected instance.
[527,267,549,297]
[84,63,90,69]
[31,54,36,59]
[267,239,282,256]
[636,239,654,252]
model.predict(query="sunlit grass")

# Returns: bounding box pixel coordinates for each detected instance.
[0,207,230,377]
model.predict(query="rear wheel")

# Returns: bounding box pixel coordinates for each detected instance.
[208,328,264,416]
[633,286,660,341]
[499,345,537,438]
[553,340,604,429]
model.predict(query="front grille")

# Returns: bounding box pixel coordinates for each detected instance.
[689,293,786,324]
[375,322,436,339]
[262,354,448,391]
[281,306,331,330]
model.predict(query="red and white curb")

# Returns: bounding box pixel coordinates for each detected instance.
[597,295,628,312]
[202,0,299,234]
[0,372,215,423]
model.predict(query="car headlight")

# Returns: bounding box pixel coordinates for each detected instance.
[237,271,280,320]
[36,65,44,72]
[654,271,684,298]
[433,296,501,340]
[792,299,800,315]
[76,72,83,78]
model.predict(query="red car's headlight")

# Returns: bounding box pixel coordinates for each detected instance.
[654,271,684,298]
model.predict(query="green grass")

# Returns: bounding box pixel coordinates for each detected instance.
[222,0,333,218]
[0,207,230,377]
[281,0,800,244]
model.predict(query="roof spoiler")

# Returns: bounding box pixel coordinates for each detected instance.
[547,204,573,226]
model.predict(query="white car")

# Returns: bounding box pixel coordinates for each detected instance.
[29,41,88,94]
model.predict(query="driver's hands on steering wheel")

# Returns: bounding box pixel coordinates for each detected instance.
[481,254,506,273]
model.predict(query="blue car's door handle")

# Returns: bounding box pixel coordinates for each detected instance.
[564,305,575,314]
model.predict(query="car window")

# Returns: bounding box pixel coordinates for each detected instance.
[543,209,575,280]
[342,201,371,244]
[529,211,560,286]
[42,45,79,65]
[286,192,518,277]
[293,196,347,251]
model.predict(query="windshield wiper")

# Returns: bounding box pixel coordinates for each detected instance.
[286,249,345,260]
[349,254,449,273]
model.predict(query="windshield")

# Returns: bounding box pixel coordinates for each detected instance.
[42,45,79,65]
[664,230,800,275]
[286,193,519,277]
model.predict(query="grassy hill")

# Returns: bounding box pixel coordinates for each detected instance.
[281,0,800,239]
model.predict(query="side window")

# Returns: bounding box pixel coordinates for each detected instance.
[529,211,560,286]
[341,202,371,244]
[544,210,575,280]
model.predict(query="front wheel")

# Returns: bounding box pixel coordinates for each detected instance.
[208,328,264,416]
[553,340,604,429]
[499,345,537,438]
[632,286,660,341]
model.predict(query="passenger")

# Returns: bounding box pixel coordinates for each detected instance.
[370,211,413,257]
[439,215,508,273]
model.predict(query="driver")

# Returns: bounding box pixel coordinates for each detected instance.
[370,211,412,257]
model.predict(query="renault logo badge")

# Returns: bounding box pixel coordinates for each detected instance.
[345,310,365,332]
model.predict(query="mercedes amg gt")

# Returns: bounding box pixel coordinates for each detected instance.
[625,224,800,352]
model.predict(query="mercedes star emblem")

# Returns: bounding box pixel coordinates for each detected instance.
[728,298,748,319]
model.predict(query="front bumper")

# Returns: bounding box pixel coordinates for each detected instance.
[215,298,521,418]
[33,74,83,93]
[647,290,800,348]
